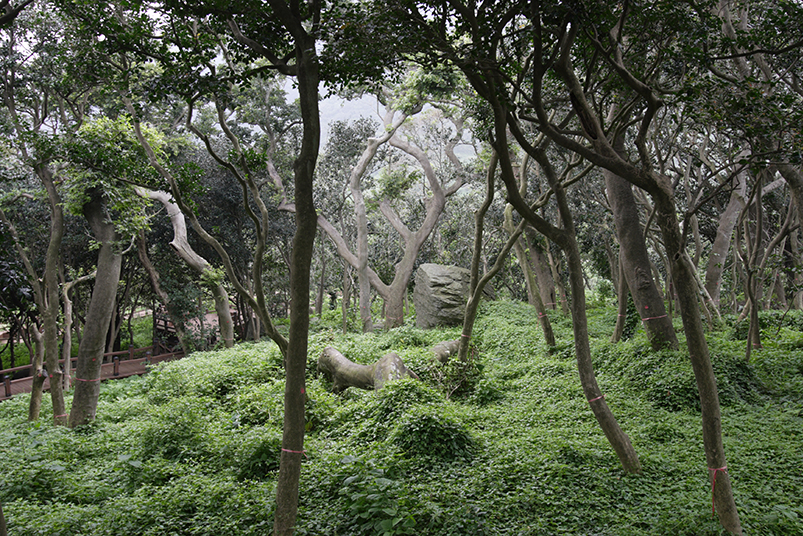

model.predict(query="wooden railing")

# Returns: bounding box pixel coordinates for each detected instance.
[1,342,184,400]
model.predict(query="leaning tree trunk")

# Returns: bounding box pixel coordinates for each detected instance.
[486,101,641,473]
[69,189,123,428]
[604,168,678,350]
[136,188,235,348]
[653,189,742,533]
[705,170,747,308]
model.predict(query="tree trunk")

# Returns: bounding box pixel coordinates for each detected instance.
[273,30,319,536]
[317,347,418,393]
[604,168,678,350]
[526,230,557,309]
[0,501,6,536]
[653,190,742,533]
[61,273,95,393]
[505,206,555,346]
[705,171,747,308]
[315,246,326,317]
[137,231,194,351]
[27,327,45,422]
[342,264,352,333]
[611,257,629,343]
[136,188,235,348]
[38,165,68,425]
[70,189,123,428]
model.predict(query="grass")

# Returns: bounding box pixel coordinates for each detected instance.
[0,300,801,535]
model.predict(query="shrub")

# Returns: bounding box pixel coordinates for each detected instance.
[390,406,476,460]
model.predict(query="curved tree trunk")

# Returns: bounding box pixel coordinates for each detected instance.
[136,187,234,348]
[69,189,123,428]
[136,231,193,351]
[654,190,741,533]
[486,101,641,473]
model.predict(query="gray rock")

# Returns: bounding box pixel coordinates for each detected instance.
[414,264,472,329]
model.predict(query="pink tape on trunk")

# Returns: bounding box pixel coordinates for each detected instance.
[282,448,308,459]
[709,466,728,516]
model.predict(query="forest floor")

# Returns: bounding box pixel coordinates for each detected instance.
[0,300,801,535]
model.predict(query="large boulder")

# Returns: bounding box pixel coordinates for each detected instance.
[414,263,472,329]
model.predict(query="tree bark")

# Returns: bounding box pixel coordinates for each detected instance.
[604,169,678,350]
[705,170,747,308]
[69,188,123,427]
[653,190,741,533]
[611,257,629,343]
[27,327,44,422]
[272,24,320,535]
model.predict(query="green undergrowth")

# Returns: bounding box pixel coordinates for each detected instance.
[0,300,801,535]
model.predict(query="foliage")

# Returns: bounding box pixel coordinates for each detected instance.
[0,301,802,535]
[390,405,476,460]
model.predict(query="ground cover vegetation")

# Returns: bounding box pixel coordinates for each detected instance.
[2,0,803,534]
[0,302,801,535]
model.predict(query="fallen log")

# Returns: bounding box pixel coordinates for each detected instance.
[317,347,419,393]
[431,340,461,363]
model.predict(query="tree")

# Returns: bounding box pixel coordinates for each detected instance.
[310,78,470,330]
[61,1,324,531]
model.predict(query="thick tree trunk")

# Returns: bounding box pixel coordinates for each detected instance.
[317,347,418,392]
[604,169,678,350]
[69,189,123,428]
[27,327,45,422]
